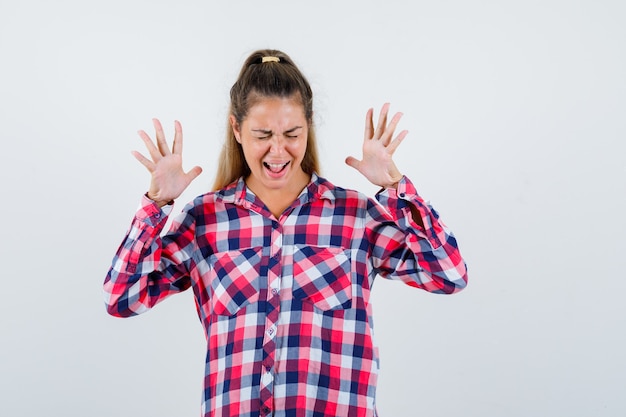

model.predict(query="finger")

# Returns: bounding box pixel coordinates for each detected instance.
[185,165,203,182]
[381,111,404,146]
[364,108,374,140]
[172,120,183,155]
[152,118,171,156]
[374,103,390,139]
[386,130,409,154]
[138,129,163,162]
[131,150,156,171]
[345,156,361,170]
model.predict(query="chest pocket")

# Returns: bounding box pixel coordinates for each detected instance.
[209,247,263,316]
[292,246,352,311]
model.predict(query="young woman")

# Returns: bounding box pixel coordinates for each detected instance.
[105,49,468,417]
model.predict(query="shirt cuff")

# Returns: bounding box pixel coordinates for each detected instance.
[376,176,444,246]
[135,194,173,228]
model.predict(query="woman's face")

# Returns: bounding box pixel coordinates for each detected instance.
[231,95,310,197]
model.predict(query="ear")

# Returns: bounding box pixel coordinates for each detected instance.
[229,115,241,143]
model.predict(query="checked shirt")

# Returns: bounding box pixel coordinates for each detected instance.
[104,174,468,417]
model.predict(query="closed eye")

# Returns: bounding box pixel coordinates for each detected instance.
[252,129,272,139]
[284,126,303,138]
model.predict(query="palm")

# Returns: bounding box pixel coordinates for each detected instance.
[346,103,408,188]
[132,119,203,206]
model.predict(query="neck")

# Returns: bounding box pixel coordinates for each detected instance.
[247,172,311,218]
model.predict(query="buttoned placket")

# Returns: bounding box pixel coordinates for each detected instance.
[241,185,318,416]
[259,218,283,416]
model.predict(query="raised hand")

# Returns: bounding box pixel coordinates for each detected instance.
[131,119,203,207]
[345,103,408,189]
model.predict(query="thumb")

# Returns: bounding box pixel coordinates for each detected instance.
[185,166,203,182]
[345,156,361,171]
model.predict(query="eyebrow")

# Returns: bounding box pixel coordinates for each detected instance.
[285,126,303,134]
[251,126,304,135]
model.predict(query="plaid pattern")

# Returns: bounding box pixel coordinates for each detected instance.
[104,174,467,417]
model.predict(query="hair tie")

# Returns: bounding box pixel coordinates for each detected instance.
[261,56,280,63]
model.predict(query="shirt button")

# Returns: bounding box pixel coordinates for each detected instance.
[271,288,279,296]
[261,406,271,414]
[399,192,406,198]
[154,212,161,219]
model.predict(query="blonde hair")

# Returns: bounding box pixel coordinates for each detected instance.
[212,49,320,190]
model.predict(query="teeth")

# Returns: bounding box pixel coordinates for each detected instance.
[265,162,288,169]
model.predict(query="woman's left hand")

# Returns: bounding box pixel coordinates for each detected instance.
[345,103,408,189]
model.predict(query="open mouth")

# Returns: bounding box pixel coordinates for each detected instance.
[263,161,290,174]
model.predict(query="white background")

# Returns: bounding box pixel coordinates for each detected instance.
[1,1,625,416]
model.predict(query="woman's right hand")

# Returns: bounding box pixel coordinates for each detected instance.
[131,118,203,207]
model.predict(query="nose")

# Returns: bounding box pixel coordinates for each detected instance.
[269,135,286,153]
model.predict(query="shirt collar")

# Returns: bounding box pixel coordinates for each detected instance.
[301,173,336,204]
[215,172,336,208]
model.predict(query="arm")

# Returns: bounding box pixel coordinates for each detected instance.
[104,197,196,317]
[370,176,467,293]
[104,119,203,317]
[346,104,467,293]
